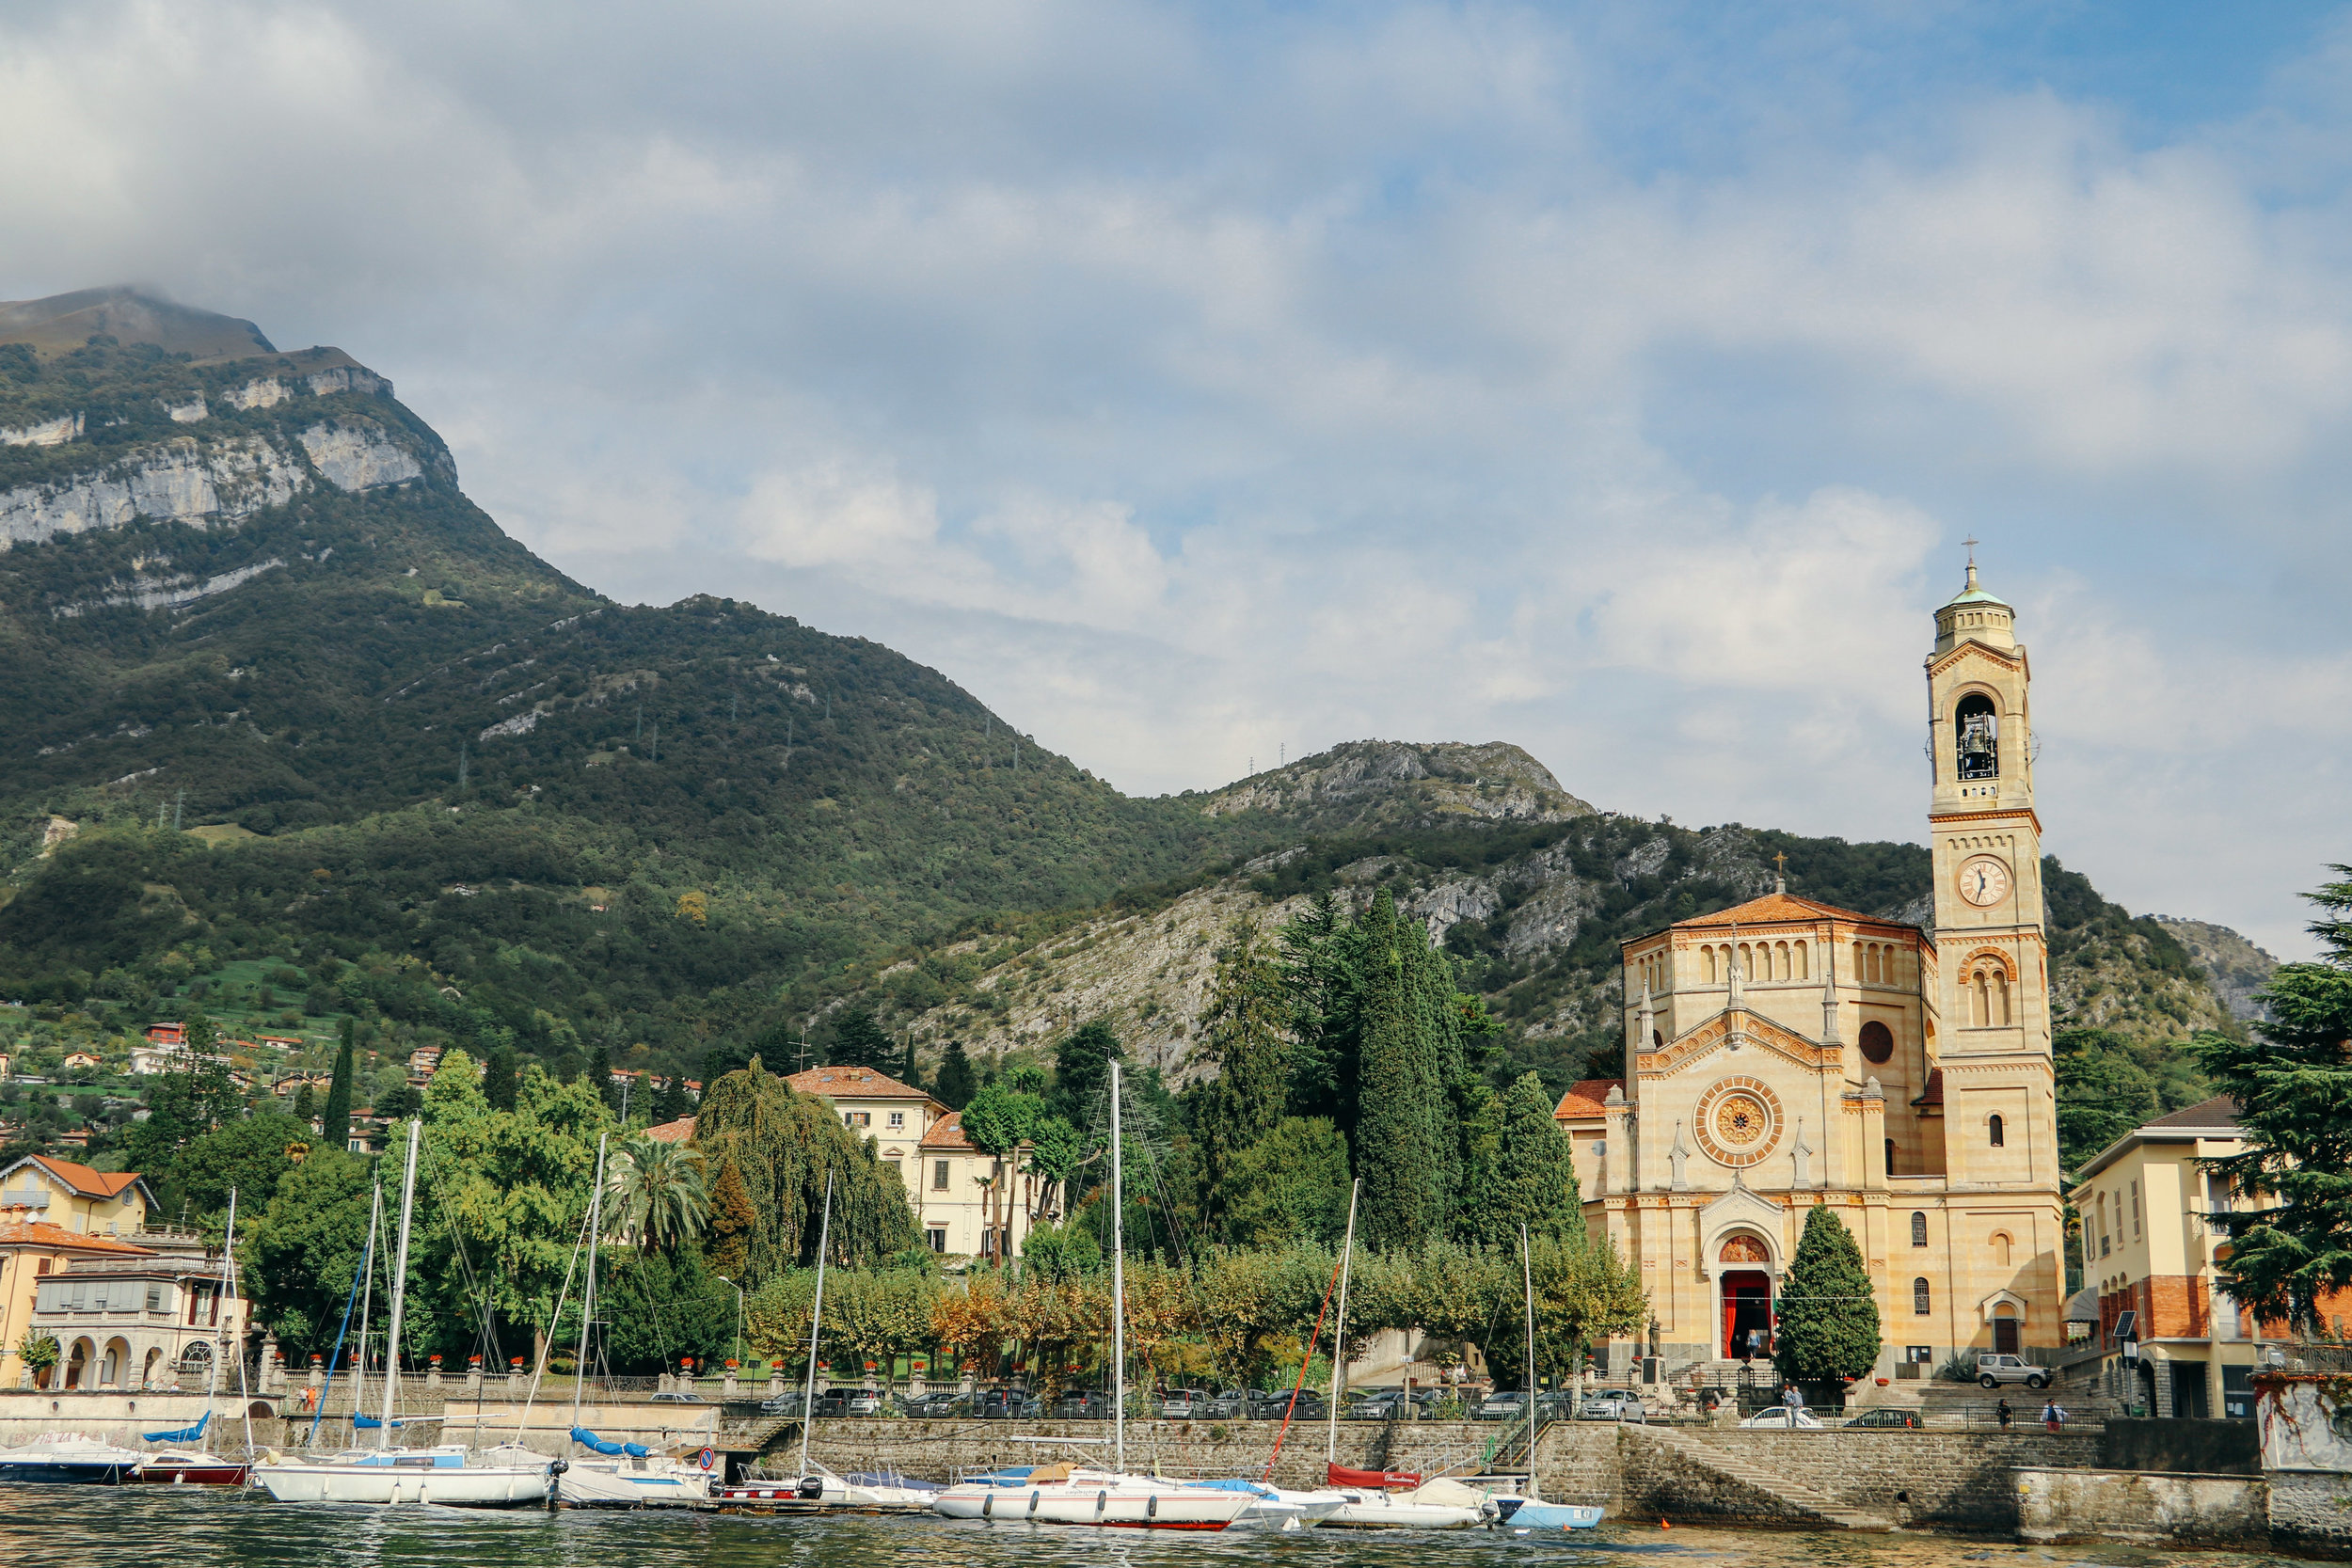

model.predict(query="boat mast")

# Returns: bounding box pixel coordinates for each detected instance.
[1110,1059,1125,1477]
[797,1172,834,1479]
[1521,1221,1539,1503]
[204,1187,235,1438]
[378,1118,421,1448]
[569,1132,610,1436]
[1324,1178,1359,1463]
[353,1180,382,1436]
[226,1188,255,1455]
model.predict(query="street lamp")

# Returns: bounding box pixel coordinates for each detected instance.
[714,1275,744,1368]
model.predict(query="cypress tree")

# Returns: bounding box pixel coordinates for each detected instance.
[650,1072,691,1125]
[1354,892,1444,1250]
[1489,1071,1581,1243]
[934,1040,976,1110]
[1194,916,1290,1238]
[483,1045,518,1114]
[590,1044,618,1112]
[1773,1202,1883,1386]
[323,1020,355,1148]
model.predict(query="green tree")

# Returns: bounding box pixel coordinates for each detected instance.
[2195,871,2352,1329]
[590,1045,619,1113]
[15,1326,61,1387]
[1051,1019,1124,1124]
[608,1135,711,1253]
[1191,916,1290,1235]
[171,1108,311,1221]
[125,1006,240,1181]
[243,1146,376,1356]
[1354,892,1446,1249]
[1487,1072,1581,1243]
[961,1084,1042,1261]
[324,1020,355,1145]
[1022,1115,1087,1224]
[2055,1029,2163,1175]
[597,1247,732,1374]
[933,1039,977,1111]
[1019,1221,1102,1282]
[1773,1203,1883,1385]
[829,1007,895,1071]
[482,1044,518,1115]
[1220,1117,1352,1247]
[292,1083,315,1124]
[704,1155,753,1276]
[689,1058,917,1280]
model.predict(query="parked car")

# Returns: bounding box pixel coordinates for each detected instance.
[1248,1392,1327,1421]
[1739,1405,1825,1429]
[1974,1354,2051,1390]
[1845,1408,1923,1429]
[1202,1388,1267,1419]
[1474,1389,1529,1421]
[1159,1388,1212,1418]
[1578,1391,1647,1422]
[904,1391,972,1418]
[758,1390,807,1417]
[1051,1390,1111,1419]
[978,1387,1041,1420]
[651,1390,707,1404]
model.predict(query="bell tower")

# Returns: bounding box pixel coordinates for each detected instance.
[1925,545,2056,1187]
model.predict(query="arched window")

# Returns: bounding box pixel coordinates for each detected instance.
[1871,944,1885,985]
[1911,1212,1929,1247]
[1794,941,1808,980]
[1996,974,2011,1025]
[1851,941,1865,983]
[1989,1114,2005,1148]
[1914,1277,1931,1315]
[1955,693,1998,780]
[1705,947,1718,985]
[1858,1020,1895,1065]
[1992,1232,2012,1267]
[1973,972,1990,1025]
[1776,942,1790,981]
[1884,1137,1896,1175]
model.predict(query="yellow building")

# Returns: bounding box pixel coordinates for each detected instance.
[1558,558,2066,1373]
[2071,1096,2291,1419]
[0,1218,162,1387]
[0,1155,156,1236]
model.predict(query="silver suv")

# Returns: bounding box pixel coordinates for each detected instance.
[1974,1354,2050,1389]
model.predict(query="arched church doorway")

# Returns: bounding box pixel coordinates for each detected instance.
[1718,1234,1773,1358]
[1993,1304,2019,1356]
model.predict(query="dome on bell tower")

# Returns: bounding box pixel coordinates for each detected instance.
[1933,554,2015,656]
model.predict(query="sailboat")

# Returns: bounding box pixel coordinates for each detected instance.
[134,1189,255,1485]
[711,1172,931,1513]
[561,1133,714,1508]
[1477,1223,1602,1532]
[252,1118,560,1507]
[931,1063,1253,1530]
[1312,1184,1482,1530]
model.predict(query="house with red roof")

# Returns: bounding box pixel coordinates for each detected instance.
[0,1155,156,1236]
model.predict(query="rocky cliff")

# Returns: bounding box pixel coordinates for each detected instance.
[1200,740,1594,833]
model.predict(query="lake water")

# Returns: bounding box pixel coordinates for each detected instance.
[1,1486,2310,1568]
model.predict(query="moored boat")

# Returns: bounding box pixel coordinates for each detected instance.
[1487,1496,1606,1530]
[1318,1475,1487,1529]
[932,1461,1253,1528]
[134,1448,251,1486]
[251,1443,557,1506]
[0,1433,146,1484]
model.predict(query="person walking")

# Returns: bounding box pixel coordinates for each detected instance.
[1785,1381,1806,1416]
[2041,1398,2067,1433]
[1996,1397,2012,1430]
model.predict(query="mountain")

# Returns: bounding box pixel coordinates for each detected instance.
[0,287,2266,1107]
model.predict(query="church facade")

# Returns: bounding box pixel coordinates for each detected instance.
[1556,560,2066,1373]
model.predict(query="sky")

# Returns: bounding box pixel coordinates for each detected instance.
[1,0,2346,959]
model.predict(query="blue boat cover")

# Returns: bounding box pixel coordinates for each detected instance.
[1186,1478,1275,1497]
[571,1427,651,1458]
[353,1415,406,1429]
[141,1411,210,1443]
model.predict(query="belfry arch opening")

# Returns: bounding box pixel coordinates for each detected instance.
[1955,693,1998,781]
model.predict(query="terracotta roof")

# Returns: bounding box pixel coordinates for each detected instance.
[1910,1068,1945,1107]
[0,1218,156,1256]
[22,1156,145,1200]
[2144,1095,2241,1131]
[643,1116,696,1145]
[1552,1079,1622,1121]
[919,1111,973,1151]
[1669,892,1902,930]
[786,1066,931,1100]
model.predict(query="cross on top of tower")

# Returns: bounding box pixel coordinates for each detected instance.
[1962,535,1979,563]
[1772,850,1788,893]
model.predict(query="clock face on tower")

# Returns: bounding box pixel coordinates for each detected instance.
[1958,855,2011,907]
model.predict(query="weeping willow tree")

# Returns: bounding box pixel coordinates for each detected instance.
[691,1056,917,1281]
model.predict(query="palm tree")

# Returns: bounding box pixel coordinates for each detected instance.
[607,1136,710,1252]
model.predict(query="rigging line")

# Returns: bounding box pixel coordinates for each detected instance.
[512,1197,600,1443]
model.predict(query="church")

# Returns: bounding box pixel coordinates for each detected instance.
[1556,557,2065,1378]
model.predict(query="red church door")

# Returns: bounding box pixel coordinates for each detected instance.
[1722,1271,1772,1358]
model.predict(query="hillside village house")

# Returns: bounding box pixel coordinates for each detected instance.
[1555,559,2067,1378]
[2069,1096,2318,1420]
[646,1066,1051,1259]
[0,1155,155,1236]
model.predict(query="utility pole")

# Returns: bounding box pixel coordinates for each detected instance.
[173,789,184,832]
[456,742,468,792]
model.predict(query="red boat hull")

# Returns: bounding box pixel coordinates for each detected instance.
[137,1465,251,1486]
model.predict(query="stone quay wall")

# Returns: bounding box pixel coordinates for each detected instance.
[1620,1429,2103,1532]
[2014,1466,2269,1548]
[2267,1471,2352,1559]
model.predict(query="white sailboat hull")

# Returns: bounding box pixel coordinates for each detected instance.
[934,1471,1253,1529]
[253,1449,553,1508]
[559,1457,713,1508]
[1319,1491,1486,1529]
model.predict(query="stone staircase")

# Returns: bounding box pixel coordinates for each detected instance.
[1625,1426,1893,1531]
